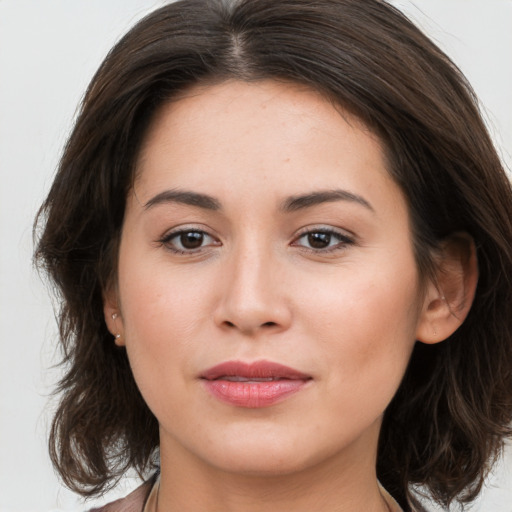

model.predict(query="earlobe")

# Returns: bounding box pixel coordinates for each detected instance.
[103,288,125,346]
[416,233,478,344]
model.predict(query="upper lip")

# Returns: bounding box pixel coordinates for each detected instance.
[200,360,312,381]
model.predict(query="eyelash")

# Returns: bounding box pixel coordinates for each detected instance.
[292,227,355,254]
[158,228,218,255]
[158,227,355,255]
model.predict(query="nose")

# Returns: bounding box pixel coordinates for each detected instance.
[213,244,292,336]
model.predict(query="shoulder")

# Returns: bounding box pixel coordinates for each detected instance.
[88,476,156,512]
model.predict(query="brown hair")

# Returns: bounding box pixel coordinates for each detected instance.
[35,0,512,509]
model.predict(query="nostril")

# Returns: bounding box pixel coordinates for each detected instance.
[222,320,277,330]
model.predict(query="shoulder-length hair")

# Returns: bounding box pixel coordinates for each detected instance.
[35,0,512,509]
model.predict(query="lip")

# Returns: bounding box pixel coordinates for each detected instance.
[200,360,312,408]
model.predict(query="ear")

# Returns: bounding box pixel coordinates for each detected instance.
[103,285,125,346]
[416,233,478,344]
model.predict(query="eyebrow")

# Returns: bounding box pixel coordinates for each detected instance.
[143,188,373,213]
[281,190,374,213]
[144,189,221,210]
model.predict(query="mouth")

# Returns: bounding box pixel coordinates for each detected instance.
[200,360,312,408]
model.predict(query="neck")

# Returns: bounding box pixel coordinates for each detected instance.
[156,422,392,512]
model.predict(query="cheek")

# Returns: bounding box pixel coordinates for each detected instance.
[118,238,209,334]
[115,244,213,392]
[116,269,210,422]
[303,259,421,389]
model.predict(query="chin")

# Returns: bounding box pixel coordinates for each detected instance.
[212,451,313,477]
[196,429,339,477]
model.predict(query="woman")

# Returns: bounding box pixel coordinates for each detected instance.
[35,0,512,511]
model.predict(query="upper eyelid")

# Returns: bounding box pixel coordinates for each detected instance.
[293,225,356,240]
[160,225,217,240]
[158,225,355,237]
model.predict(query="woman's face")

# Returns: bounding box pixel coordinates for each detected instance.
[110,80,431,477]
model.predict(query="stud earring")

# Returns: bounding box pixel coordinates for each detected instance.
[111,313,121,341]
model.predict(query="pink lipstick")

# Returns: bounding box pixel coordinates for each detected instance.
[200,360,311,408]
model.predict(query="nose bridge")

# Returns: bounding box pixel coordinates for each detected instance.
[215,235,290,334]
[231,240,272,303]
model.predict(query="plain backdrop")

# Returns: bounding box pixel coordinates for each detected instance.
[0,1,511,511]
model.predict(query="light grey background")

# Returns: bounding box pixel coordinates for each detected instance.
[0,1,511,511]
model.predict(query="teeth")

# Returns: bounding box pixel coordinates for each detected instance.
[222,376,278,382]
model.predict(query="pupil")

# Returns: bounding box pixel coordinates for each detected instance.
[308,232,330,249]
[181,232,203,249]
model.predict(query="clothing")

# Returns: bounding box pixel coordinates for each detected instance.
[89,475,156,512]
[89,474,422,512]
[379,483,405,512]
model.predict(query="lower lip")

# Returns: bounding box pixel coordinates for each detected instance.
[203,379,308,408]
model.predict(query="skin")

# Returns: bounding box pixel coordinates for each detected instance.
[105,80,475,511]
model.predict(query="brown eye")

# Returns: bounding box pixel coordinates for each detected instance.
[161,229,218,253]
[294,228,354,253]
[180,231,204,249]
[307,232,331,249]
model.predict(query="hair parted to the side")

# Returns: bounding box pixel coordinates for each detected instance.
[35,0,512,510]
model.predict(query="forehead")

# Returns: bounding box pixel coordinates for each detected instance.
[137,81,385,178]
[136,80,381,164]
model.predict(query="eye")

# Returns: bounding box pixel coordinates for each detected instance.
[293,228,354,252]
[160,229,219,254]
